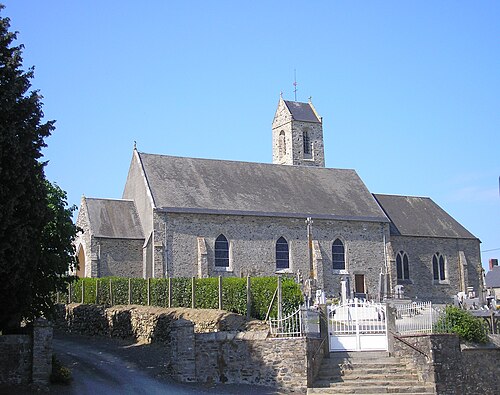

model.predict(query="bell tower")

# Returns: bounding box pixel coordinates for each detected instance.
[272,96,325,167]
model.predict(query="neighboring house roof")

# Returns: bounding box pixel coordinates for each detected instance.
[485,267,500,288]
[85,198,144,239]
[373,194,477,239]
[283,100,320,123]
[138,152,389,222]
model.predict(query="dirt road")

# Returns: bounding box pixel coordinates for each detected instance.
[1,331,278,395]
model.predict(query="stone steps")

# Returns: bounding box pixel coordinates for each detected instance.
[308,352,435,395]
[315,373,420,382]
[308,389,434,394]
[314,379,431,388]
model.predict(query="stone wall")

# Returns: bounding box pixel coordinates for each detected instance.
[392,333,500,395]
[271,98,325,167]
[388,236,482,303]
[96,237,143,277]
[74,197,94,277]
[0,334,31,385]
[31,318,53,386]
[194,332,308,392]
[462,348,500,395]
[155,211,388,299]
[306,336,326,387]
[123,150,154,241]
[56,304,263,338]
[74,198,144,278]
[0,319,53,387]
[56,304,318,393]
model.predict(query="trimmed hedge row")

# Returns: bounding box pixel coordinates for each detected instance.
[62,276,303,320]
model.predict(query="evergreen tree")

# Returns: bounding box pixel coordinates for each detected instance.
[0,5,76,331]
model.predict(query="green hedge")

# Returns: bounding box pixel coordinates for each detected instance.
[62,276,303,320]
[195,278,219,309]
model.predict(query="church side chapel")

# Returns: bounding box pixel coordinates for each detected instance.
[74,97,482,303]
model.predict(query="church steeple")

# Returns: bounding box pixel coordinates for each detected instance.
[272,96,325,167]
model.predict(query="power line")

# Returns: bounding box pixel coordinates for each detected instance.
[482,248,500,253]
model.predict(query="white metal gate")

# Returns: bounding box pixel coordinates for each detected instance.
[328,299,388,352]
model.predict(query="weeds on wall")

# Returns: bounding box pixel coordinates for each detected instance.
[60,276,303,320]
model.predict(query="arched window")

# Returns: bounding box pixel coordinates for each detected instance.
[215,234,229,267]
[432,252,446,281]
[276,237,289,269]
[303,130,312,156]
[396,251,409,281]
[279,130,286,158]
[332,239,345,270]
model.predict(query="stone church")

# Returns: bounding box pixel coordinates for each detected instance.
[75,97,482,303]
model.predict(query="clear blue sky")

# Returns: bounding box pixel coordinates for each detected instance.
[3,1,499,270]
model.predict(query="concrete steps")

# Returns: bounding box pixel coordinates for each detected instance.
[307,351,435,395]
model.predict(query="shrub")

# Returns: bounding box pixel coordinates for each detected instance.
[435,306,488,344]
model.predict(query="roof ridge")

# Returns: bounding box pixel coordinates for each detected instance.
[373,193,432,200]
[85,197,135,202]
[139,151,354,171]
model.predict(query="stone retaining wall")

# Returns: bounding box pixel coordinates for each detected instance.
[194,331,309,392]
[392,333,500,395]
[56,304,318,393]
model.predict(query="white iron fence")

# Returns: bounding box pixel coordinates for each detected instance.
[268,307,304,337]
[395,301,446,335]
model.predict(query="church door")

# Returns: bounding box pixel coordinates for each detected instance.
[354,274,366,299]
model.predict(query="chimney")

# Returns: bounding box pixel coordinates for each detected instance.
[489,258,499,271]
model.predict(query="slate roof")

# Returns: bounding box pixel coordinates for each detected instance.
[138,152,389,222]
[283,100,320,123]
[373,194,477,239]
[85,198,144,239]
[485,267,500,288]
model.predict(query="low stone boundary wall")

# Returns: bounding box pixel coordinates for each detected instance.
[462,347,500,394]
[0,318,53,387]
[56,303,319,393]
[392,333,500,395]
[195,331,309,391]
[0,334,31,385]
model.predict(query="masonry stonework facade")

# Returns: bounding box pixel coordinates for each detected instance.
[272,97,325,167]
[75,197,144,278]
[387,236,481,303]
[74,97,482,304]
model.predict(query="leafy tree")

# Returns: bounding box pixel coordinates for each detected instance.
[35,181,78,318]
[0,5,77,331]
